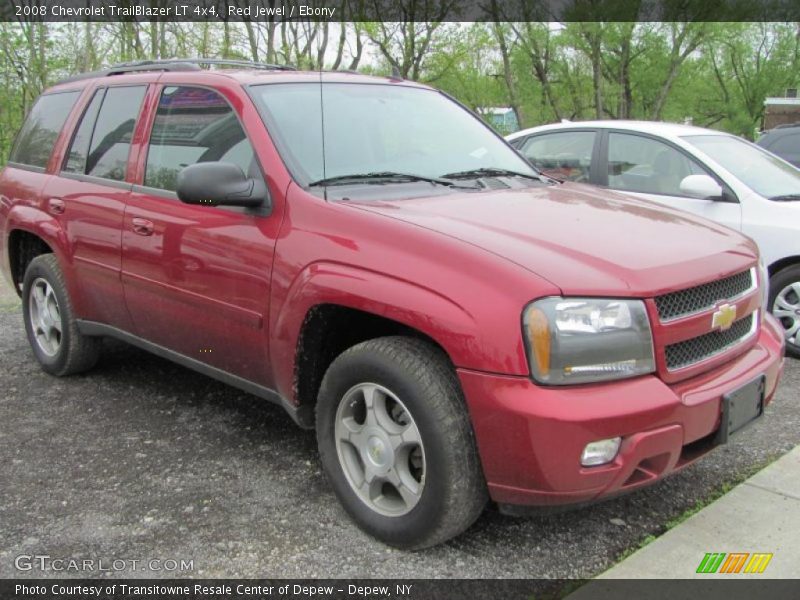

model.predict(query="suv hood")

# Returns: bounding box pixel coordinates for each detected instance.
[347,182,757,296]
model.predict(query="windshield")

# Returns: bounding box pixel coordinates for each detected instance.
[250,82,537,188]
[683,134,800,200]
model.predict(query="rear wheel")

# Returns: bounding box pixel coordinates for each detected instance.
[769,264,800,359]
[22,254,99,376]
[316,336,487,549]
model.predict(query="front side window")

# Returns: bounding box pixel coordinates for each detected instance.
[607,132,708,196]
[520,131,595,182]
[9,91,80,168]
[684,134,800,200]
[250,83,537,188]
[144,86,256,192]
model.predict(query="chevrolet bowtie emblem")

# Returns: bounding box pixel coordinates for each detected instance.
[712,303,737,331]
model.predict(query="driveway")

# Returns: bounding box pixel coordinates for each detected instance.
[0,276,798,579]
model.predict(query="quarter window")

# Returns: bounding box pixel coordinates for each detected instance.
[144,86,256,192]
[520,132,595,182]
[607,132,708,196]
[9,91,80,168]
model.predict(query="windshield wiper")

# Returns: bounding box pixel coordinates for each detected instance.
[770,194,800,201]
[440,167,545,182]
[308,171,478,189]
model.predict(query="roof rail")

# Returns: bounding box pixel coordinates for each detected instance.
[55,58,295,85]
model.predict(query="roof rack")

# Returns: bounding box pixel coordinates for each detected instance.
[56,58,295,85]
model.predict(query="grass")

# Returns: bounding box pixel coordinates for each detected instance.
[612,451,784,565]
[0,301,20,314]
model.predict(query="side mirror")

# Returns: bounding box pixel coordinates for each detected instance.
[176,162,267,208]
[679,174,723,200]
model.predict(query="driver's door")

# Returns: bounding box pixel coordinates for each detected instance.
[121,84,281,387]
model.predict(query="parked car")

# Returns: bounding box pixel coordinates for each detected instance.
[0,61,785,549]
[757,124,800,168]
[508,121,800,357]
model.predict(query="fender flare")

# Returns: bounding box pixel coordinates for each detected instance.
[4,204,74,295]
[270,261,480,403]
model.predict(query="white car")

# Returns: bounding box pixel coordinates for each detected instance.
[507,120,800,357]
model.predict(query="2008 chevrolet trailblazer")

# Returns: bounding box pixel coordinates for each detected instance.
[0,59,785,549]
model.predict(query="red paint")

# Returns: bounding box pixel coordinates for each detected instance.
[0,70,785,509]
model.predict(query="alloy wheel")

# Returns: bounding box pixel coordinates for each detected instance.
[334,382,426,517]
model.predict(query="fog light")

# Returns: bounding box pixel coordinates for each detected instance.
[581,437,622,467]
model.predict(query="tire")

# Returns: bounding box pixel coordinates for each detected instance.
[769,264,800,359]
[316,336,487,549]
[22,254,99,376]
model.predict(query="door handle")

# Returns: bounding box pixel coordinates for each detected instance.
[131,217,154,236]
[48,198,65,215]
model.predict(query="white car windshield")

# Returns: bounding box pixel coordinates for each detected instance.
[683,134,800,201]
[251,82,538,188]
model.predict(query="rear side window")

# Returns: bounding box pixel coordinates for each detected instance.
[520,131,595,182]
[144,86,256,192]
[84,86,146,181]
[9,91,80,168]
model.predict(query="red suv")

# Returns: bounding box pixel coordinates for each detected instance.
[0,60,785,549]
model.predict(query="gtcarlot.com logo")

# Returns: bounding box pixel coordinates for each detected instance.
[14,554,194,573]
[696,552,773,574]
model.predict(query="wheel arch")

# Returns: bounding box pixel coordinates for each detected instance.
[768,255,800,278]
[7,228,57,296]
[292,303,454,418]
[271,262,485,413]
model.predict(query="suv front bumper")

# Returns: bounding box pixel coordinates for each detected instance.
[458,314,785,508]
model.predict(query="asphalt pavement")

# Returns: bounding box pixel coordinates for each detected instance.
[0,276,798,579]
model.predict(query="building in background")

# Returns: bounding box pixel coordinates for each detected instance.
[478,107,519,134]
[763,88,800,131]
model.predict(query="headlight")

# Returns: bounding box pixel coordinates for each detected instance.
[523,297,655,385]
[758,259,769,311]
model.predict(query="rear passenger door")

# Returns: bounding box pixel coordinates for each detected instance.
[121,84,279,387]
[515,130,599,182]
[42,84,147,330]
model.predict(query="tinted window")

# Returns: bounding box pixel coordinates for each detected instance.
[85,86,146,181]
[767,133,800,155]
[520,131,595,182]
[63,90,104,174]
[145,86,256,191]
[607,133,707,196]
[9,91,80,168]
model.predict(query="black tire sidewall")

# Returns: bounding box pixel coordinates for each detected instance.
[769,264,800,358]
[21,256,72,374]
[317,348,455,547]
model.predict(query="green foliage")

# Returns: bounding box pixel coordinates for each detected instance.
[0,21,797,165]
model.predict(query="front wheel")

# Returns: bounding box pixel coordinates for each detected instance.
[769,264,800,359]
[316,336,487,549]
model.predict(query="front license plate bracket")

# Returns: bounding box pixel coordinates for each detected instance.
[714,375,765,445]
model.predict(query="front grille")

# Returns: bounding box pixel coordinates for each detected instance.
[665,314,755,371]
[655,269,754,321]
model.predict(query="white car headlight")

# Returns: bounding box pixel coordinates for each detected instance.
[523,297,655,385]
